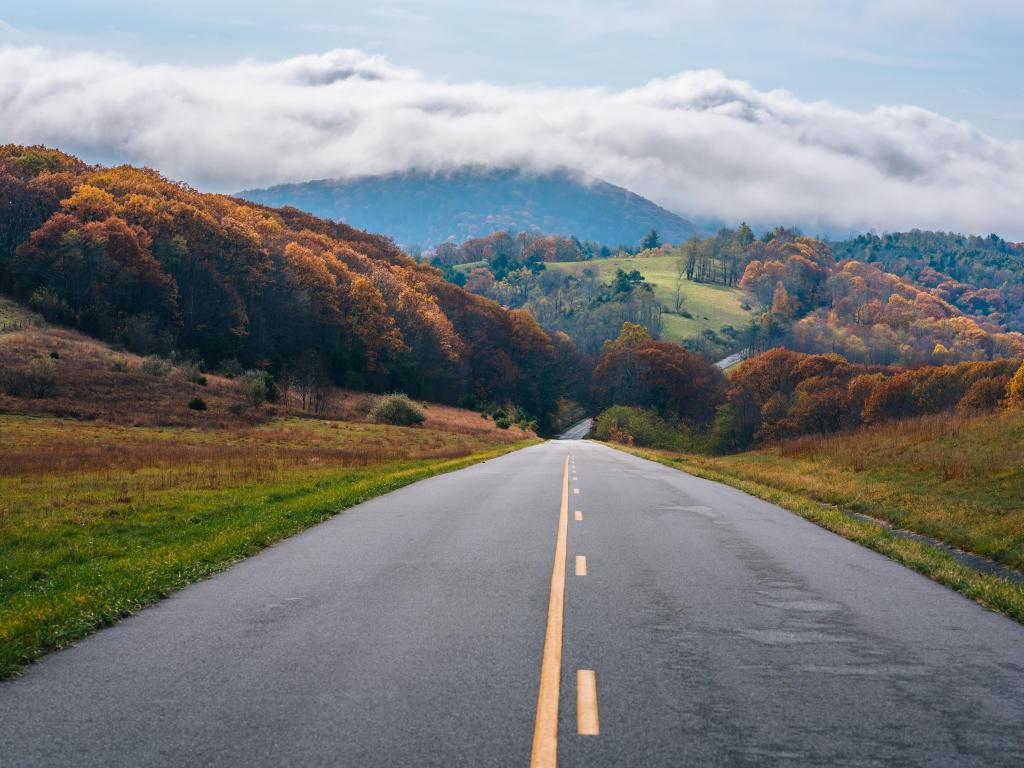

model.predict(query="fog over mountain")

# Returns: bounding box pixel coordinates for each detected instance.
[240,168,700,248]
[2,46,1024,238]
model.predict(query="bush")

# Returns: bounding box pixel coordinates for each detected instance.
[239,370,276,407]
[140,355,172,378]
[26,358,56,398]
[110,355,129,372]
[48,350,59,359]
[494,416,511,429]
[369,393,426,426]
[179,361,205,384]
[958,376,1008,413]
[1009,361,1024,406]
[2,358,57,399]
[187,397,207,411]
[593,406,691,451]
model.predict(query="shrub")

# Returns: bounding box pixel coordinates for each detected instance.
[593,406,691,451]
[369,393,426,426]
[48,350,59,360]
[1009,361,1024,407]
[2,359,57,398]
[239,370,275,407]
[958,376,1008,413]
[110,355,129,372]
[179,361,202,383]
[494,416,511,429]
[140,355,172,378]
[187,397,207,411]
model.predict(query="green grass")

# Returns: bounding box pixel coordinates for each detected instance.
[0,415,538,678]
[605,409,1024,624]
[0,296,39,331]
[549,255,755,343]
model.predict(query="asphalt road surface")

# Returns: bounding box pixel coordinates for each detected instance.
[2,440,1024,767]
[558,419,592,440]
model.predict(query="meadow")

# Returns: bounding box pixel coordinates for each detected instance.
[0,415,537,678]
[548,254,755,344]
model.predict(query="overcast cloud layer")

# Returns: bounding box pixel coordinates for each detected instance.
[2,46,1023,238]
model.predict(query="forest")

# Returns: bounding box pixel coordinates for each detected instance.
[434,224,1024,369]
[0,146,582,431]
[4,144,1024,447]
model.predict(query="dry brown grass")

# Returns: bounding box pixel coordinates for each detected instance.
[0,322,266,427]
[0,295,533,441]
[0,416,526,497]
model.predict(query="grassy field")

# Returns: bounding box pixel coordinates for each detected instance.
[548,255,755,343]
[0,296,39,331]
[0,414,538,678]
[614,409,1024,622]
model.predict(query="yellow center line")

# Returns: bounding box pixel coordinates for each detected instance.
[530,455,570,768]
[577,670,600,736]
[575,555,587,576]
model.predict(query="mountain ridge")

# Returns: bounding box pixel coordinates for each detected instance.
[238,167,700,249]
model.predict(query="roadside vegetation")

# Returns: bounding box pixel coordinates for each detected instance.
[603,405,1024,623]
[0,415,537,678]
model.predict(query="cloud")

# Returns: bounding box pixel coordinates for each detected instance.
[1,45,1023,238]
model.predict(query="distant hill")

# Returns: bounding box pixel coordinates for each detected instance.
[238,168,699,249]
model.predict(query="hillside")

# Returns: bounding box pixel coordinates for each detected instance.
[831,230,1024,332]
[0,146,578,430]
[238,167,699,249]
[548,254,755,348]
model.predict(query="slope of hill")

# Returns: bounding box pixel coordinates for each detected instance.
[830,230,1024,332]
[548,254,755,346]
[238,167,699,249]
[0,146,578,429]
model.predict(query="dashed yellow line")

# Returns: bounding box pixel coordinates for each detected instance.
[577,670,600,736]
[529,455,570,768]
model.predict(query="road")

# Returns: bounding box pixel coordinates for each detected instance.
[558,418,592,440]
[2,440,1024,766]
[715,347,750,370]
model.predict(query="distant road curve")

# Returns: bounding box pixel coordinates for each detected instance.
[559,418,593,440]
[715,347,750,370]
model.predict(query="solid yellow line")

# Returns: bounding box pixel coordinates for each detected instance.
[574,510,582,522]
[577,670,600,736]
[575,555,587,576]
[530,455,570,768]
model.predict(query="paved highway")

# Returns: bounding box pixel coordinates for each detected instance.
[2,440,1023,766]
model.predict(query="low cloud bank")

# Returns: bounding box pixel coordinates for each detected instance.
[2,46,1022,237]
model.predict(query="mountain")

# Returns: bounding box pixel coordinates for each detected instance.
[238,167,699,249]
